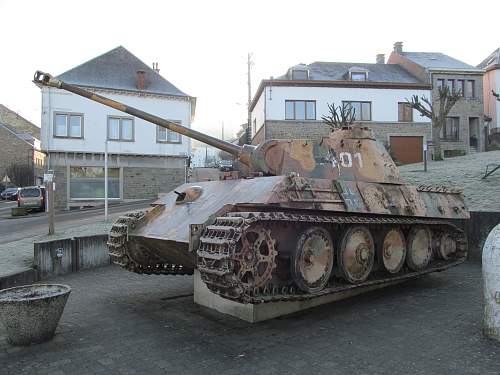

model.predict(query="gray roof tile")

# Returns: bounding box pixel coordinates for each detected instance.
[401,52,482,71]
[278,62,425,83]
[477,48,500,69]
[57,46,189,97]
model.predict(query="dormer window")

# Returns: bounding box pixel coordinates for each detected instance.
[351,72,367,81]
[348,67,369,81]
[292,69,309,80]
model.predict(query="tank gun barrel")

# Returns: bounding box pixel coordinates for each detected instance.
[33,71,244,158]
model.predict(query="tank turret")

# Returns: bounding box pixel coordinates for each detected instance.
[34,70,469,304]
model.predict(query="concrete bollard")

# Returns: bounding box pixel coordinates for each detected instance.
[482,224,500,340]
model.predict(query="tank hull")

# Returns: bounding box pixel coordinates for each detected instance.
[108,175,468,302]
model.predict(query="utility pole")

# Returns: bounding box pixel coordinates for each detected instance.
[104,140,108,222]
[247,52,253,144]
[221,121,224,141]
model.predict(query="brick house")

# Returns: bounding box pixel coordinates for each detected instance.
[250,56,432,164]
[478,48,500,132]
[0,104,45,187]
[37,46,196,210]
[388,42,485,156]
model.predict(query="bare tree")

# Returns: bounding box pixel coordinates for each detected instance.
[406,86,461,159]
[321,102,355,131]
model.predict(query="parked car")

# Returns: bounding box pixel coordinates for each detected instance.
[1,187,19,201]
[219,160,233,172]
[17,186,46,211]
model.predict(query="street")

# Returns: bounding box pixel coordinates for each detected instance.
[0,200,153,245]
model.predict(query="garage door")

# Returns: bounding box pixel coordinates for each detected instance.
[389,136,423,165]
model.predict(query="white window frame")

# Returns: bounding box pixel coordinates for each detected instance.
[107,116,134,142]
[53,112,84,139]
[342,101,372,121]
[157,120,182,144]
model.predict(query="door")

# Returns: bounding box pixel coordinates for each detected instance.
[469,117,479,150]
[389,136,423,165]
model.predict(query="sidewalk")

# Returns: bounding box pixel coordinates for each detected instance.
[1,263,498,374]
[0,219,116,280]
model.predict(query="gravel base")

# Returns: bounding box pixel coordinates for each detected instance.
[399,150,500,212]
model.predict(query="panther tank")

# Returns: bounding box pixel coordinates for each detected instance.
[34,71,469,303]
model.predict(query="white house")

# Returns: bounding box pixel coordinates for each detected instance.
[250,56,432,164]
[38,46,196,209]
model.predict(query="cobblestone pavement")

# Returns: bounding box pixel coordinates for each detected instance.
[399,150,500,211]
[1,263,499,375]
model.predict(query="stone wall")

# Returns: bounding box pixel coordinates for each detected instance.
[0,126,35,185]
[52,165,68,210]
[123,167,185,199]
[466,211,500,262]
[262,120,431,147]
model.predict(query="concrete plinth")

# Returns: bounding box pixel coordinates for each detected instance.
[194,270,405,323]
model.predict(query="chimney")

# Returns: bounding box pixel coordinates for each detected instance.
[152,62,160,73]
[376,54,385,64]
[136,70,146,90]
[393,42,403,54]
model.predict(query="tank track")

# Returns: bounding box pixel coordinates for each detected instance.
[107,209,193,276]
[196,211,467,303]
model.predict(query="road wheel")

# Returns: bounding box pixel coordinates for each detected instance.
[380,228,406,274]
[437,233,457,260]
[406,227,432,271]
[291,227,334,293]
[339,226,375,284]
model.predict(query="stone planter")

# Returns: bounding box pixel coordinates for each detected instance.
[0,284,71,346]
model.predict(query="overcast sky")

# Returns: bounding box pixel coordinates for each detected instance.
[0,0,498,139]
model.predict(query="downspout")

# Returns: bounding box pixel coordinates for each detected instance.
[264,86,267,141]
[46,87,52,171]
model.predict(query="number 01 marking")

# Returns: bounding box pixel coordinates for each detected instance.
[339,152,363,168]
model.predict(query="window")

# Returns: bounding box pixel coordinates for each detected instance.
[342,101,371,121]
[437,79,445,89]
[285,100,316,120]
[54,113,83,138]
[157,120,182,143]
[441,117,459,141]
[446,79,454,92]
[291,69,308,80]
[351,72,367,81]
[465,80,475,98]
[456,80,465,96]
[108,116,134,141]
[398,102,413,122]
[70,167,120,199]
